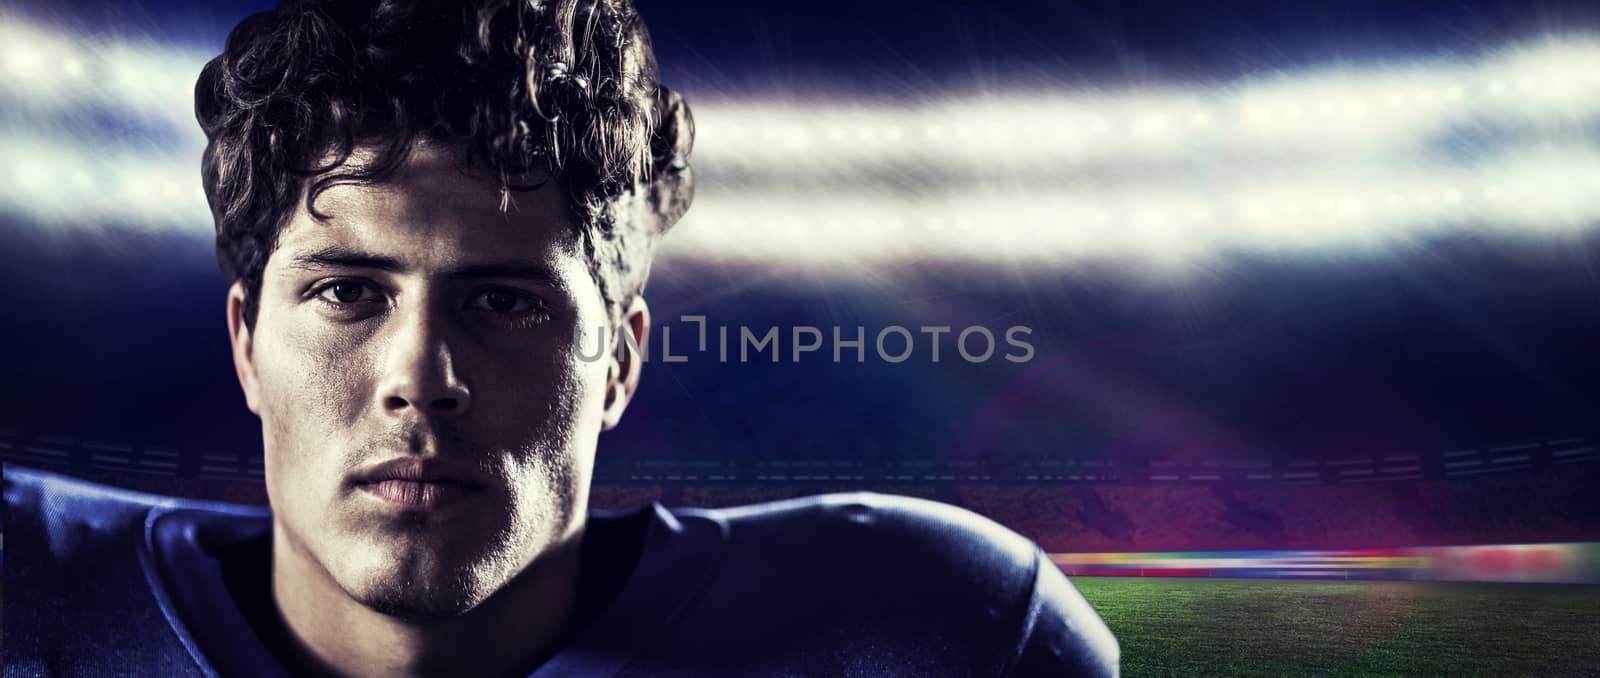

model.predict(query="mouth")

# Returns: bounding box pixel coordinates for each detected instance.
[357,478,482,510]
[351,457,489,511]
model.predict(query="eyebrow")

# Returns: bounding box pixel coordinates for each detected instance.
[287,245,565,287]
[289,246,404,273]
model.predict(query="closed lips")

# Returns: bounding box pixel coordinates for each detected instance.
[353,458,487,488]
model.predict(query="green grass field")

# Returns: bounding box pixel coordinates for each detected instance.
[1072,577,1600,677]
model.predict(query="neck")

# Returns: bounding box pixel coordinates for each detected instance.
[270,522,586,678]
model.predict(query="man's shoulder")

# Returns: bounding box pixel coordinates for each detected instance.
[3,464,262,540]
[5,465,169,559]
[699,491,1040,584]
[658,492,1118,676]
[2,464,266,578]
[2,465,266,676]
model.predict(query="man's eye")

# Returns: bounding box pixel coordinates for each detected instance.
[468,288,540,314]
[316,281,374,304]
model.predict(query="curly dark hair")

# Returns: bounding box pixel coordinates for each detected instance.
[195,0,693,329]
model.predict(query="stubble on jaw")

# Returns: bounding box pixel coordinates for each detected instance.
[352,446,583,621]
[263,400,591,622]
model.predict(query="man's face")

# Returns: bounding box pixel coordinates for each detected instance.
[231,142,617,619]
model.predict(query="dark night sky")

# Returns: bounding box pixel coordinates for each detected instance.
[1,0,1597,466]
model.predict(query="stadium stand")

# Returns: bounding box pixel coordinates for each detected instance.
[2,432,1595,552]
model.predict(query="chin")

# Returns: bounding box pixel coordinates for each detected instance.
[338,535,501,621]
[360,580,482,621]
[347,556,491,621]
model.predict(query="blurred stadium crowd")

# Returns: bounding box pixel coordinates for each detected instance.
[4,431,1593,553]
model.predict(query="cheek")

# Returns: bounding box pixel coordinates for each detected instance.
[550,320,613,424]
[495,345,606,535]
[492,307,609,389]
[253,314,376,501]
[476,330,603,435]
[480,324,609,479]
[255,314,374,428]
[570,321,613,409]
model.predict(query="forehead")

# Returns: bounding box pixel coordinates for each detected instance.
[270,142,579,271]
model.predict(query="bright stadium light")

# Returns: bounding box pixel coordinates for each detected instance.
[1486,37,1600,116]
[688,37,1600,175]
[2,12,1598,272]
[0,130,210,228]
[661,148,1600,267]
[0,14,206,130]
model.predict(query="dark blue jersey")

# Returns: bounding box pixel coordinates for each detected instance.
[3,465,1118,676]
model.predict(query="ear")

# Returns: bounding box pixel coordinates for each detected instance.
[600,296,649,431]
[226,281,262,415]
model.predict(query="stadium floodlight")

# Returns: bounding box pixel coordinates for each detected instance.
[686,37,1600,177]
[7,125,1597,270]
[0,14,203,130]
[662,147,1600,268]
[0,129,209,230]
[2,11,1598,273]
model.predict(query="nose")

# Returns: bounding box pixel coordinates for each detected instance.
[376,300,471,418]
